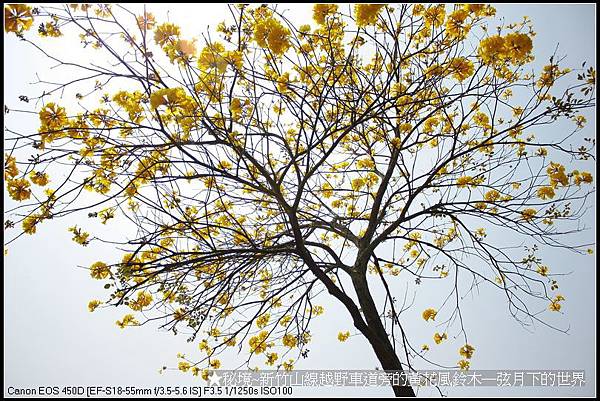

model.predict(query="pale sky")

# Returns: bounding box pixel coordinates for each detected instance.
[4,3,596,397]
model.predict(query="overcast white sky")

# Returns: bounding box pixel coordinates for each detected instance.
[4,3,596,397]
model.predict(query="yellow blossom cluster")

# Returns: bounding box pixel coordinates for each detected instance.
[68,226,90,246]
[478,32,533,66]
[549,294,565,311]
[448,57,475,82]
[29,171,49,186]
[434,332,447,344]
[521,208,537,222]
[313,4,338,25]
[546,162,568,188]
[116,313,139,329]
[422,308,437,321]
[282,333,297,348]
[5,154,19,180]
[457,343,475,370]
[355,4,385,28]
[249,330,271,354]
[253,12,291,56]
[88,300,102,312]
[90,261,110,280]
[572,170,593,186]
[265,352,278,366]
[7,178,31,201]
[129,291,153,311]
[4,4,34,33]
[456,175,484,188]
[256,313,270,328]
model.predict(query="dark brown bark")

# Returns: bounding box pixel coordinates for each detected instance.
[284,204,415,397]
[351,271,416,397]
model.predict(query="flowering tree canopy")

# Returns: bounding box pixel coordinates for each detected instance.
[4,3,595,397]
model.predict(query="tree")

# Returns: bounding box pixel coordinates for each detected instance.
[4,3,595,397]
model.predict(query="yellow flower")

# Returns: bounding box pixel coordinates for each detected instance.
[504,32,533,64]
[573,171,593,186]
[198,42,228,73]
[412,4,425,16]
[356,158,375,169]
[256,313,270,329]
[253,16,291,56]
[549,301,561,312]
[198,339,212,354]
[547,162,568,188]
[458,359,470,370]
[282,333,297,348]
[29,171,49,186]
[22,215,39,235]
[521,208,537,222]
[154,22,180,46]
[422,308,437,321]
[4,154,19,180]
[484,189,500,202]
[178,361,191,372]
[129,291,153,311]
[39,102,68,130]
[573,115,587,128]
[536,265,549,276]
[7,178,31,201]
[321,182,334,198]
[149,87,189,110]
[218,160,233,170]
[265,352,278,366]
[355,4,385,28]
[477,35,506,65]
[456,176,473,188]
[449,57,474,81]
[463,4,495,17]
[88,300,102,312]
[422,344,430,351]
[4,4,34,33]
[434,332,447,344]
[229,98,243,120]
[337,331,350,342]
[459,344,475,359]
[313,4,338,25]
[280,315,292,327]
[536,186,555,200]
[116,314,139,329]
[298,24,311,34]
[351,177,367,191]
[445,9,470,40]
[473,112,490,128]
[249,331,270,354]
[423,4,446,28]
[136,12,155,30]
[176,39,197,58]
[98,208,116,224]
[282,359,294,371]
[90,261,110,280]
[209,359,221,369]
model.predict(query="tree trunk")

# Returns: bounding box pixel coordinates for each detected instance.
[351,271,416,397]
